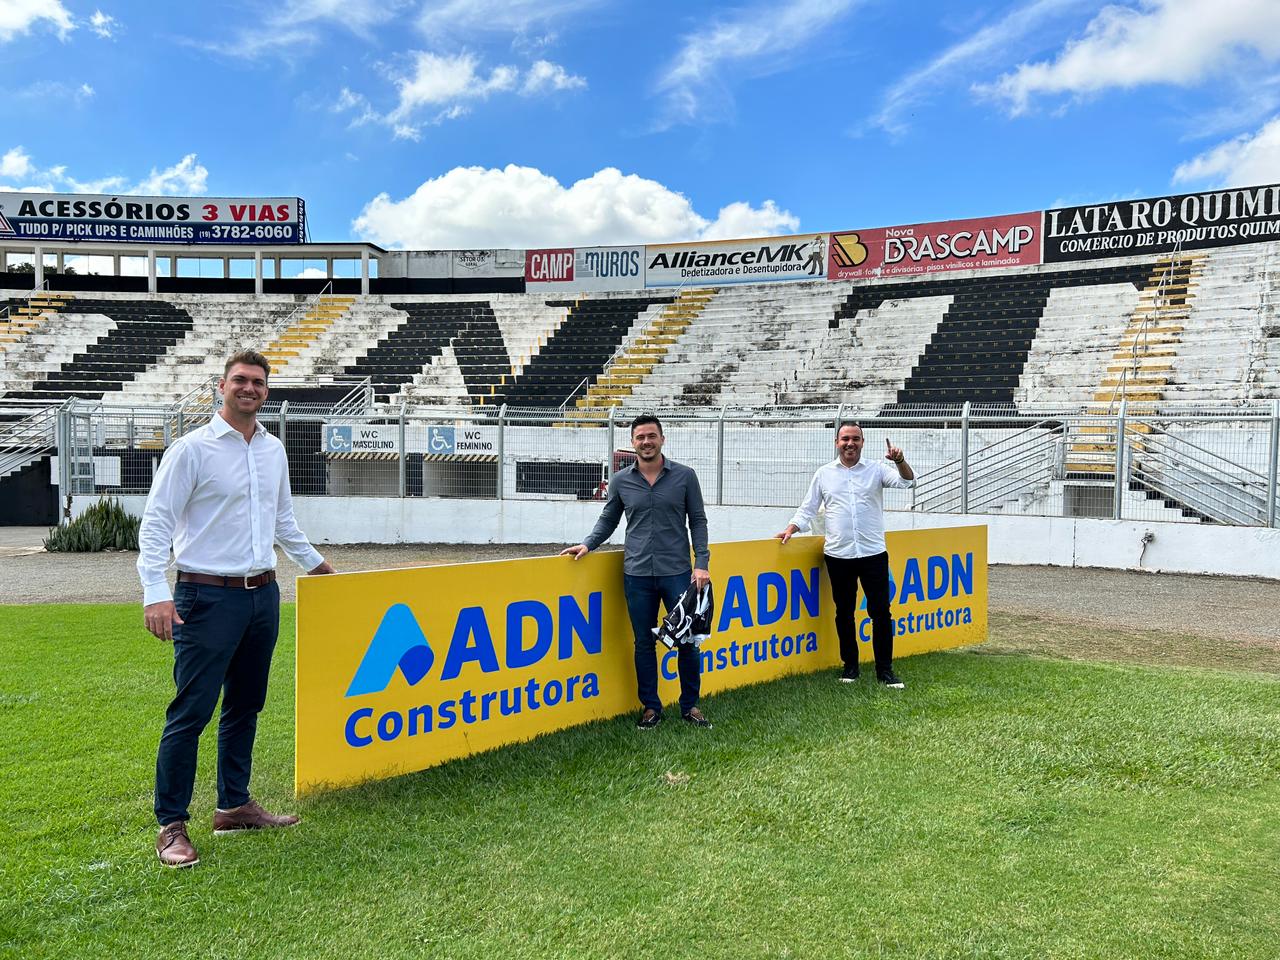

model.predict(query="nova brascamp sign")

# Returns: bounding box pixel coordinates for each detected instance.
[645,234,829,286]
[295,528,988,793]
[0,192,305,244]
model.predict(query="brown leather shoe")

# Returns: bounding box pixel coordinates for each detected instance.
[213,799,300,836]
[156,821,199,868]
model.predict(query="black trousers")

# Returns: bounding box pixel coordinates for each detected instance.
[155,580,281,825]
[824,551,894,675]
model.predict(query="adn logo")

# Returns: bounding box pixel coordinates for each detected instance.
[346,604,434,696]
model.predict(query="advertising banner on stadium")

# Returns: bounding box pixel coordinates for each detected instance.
[295,526,988,793]
[645,234,829,287]
[525,246,646,292]
[1043,183,1280,262]
[828,212,1041,281]
[0,192,305,244]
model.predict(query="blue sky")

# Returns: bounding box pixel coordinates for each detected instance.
[2,0,1279,250]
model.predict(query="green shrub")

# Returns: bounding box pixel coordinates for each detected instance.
[44,497,141,552]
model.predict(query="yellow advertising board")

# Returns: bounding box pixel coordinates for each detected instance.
[296,526,987,795]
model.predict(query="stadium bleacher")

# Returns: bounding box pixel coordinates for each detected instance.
[0,241,1276,414]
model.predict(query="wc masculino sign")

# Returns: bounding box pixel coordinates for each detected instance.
[1043,182,1280,262]
[0,192,305,244]
[645,234,830,287]
[295,527,987,794]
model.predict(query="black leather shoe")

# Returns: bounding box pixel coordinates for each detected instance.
[877,669,905,689]
[682,708,713,728]
[839,665,860,683]
[637,709,662,729]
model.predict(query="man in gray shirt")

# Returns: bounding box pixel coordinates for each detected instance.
[562,414,712,729]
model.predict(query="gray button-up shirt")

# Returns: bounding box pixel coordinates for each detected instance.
[583,457,710,576]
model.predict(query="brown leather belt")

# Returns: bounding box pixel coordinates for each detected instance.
[177,571,277,589]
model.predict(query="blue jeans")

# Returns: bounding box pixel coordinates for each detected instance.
[155,581,281,825]
[623,572,700,715]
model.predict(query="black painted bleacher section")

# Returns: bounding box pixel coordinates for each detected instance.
[500,296,675,408]
[344,302,511,405]
[829,264,1155,408]
[2,300,194,401]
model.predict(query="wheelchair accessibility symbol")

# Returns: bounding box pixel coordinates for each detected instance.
[428,426,455,454]
[327,426,353,453]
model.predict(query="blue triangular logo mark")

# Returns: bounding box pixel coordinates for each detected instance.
[346,603,434,697]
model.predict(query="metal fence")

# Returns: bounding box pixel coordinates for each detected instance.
[44,398,1280,527]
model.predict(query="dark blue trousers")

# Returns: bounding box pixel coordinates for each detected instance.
[623,573,700,715]
[155,581,281,826]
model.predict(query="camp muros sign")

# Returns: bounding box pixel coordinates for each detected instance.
[0,192,305,244]
[1043,182,1280,262]
[295,527,988,794]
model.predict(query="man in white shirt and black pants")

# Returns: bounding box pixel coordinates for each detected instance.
[776,422,915,688]
[138,350,334,868]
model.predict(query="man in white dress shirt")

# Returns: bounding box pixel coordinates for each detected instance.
[138,349,334,868]
[775,422,915,688]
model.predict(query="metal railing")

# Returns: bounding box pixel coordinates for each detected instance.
[271,280,333,336]
[0,279,51,321]
[49,398,1280,528]
[0,398,65,478]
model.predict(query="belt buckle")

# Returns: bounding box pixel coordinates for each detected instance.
[243,574,259,590]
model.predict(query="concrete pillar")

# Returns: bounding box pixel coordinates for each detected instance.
[361,250,370,295]
[112,253,121,276]
[57,251,65,274]
[147,250,157,294]
[170,256,177,278]
[326,256,334,279]
[222,256,230,279]
[33,245,43,288]
[254,251,263,296]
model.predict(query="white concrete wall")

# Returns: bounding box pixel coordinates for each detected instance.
[88,495,1280,580]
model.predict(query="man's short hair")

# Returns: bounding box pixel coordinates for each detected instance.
[631,414,663,436]
[836,420,863,436]
[224,349,271,378]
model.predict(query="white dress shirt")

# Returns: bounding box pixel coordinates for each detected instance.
[790,457,915,559]
[137,415,324,605]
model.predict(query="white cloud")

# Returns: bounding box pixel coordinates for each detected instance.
[351,164,799,248]
[1173,115,1280,186]
[1,146,35,179]
[655,0,858,125]
[417,0,603,38]
[339,54,584,136]
[981,0,1280,115]
[388,52,517,120]
[88,9,115,38]
[0,148,210,196]
[132,154,209,195]
[13,79,96,103]
[0,0,74,42]
[201,0,397,58]
[875,0,1087,134]
[521,59,585,95]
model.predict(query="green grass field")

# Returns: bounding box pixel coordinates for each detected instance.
[1,603,1277,960]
